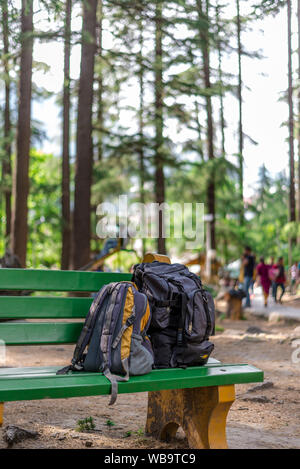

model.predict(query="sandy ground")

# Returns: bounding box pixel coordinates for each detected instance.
[284,296,300,308]
[1,312,300,449]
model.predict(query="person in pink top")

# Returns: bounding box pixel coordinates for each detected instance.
[274,257,286,303]
[268,256,279,300]
[256,257,271,307]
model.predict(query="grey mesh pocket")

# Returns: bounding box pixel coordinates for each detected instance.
[129,334,154,375]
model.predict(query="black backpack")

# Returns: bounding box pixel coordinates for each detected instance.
[132,261,215,369]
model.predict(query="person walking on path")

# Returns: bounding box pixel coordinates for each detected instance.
[268,256,278,300]
[290,262,298,295]
[256,257,271,307]
[274,257,286,304]
[242,246,255,308]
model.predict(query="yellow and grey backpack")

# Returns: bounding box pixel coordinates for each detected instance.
[57,282,153,405]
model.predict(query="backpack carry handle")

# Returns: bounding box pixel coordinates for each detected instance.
[143,253,171,264]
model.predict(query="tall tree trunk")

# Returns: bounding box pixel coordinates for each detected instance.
[287,0,296,264]
[154,0,166,255]
[96,0,103,162]
[1,0,12,246]
[91,0,104,257]
[297,0,300,224]
[138,18,146,256]
[72,0,98,270]
[61,0,72,270]
[11,0,33,267]
[216,2,225,157]
[236,0,244,225]
[196,0,216,250]
[194,99,204,161]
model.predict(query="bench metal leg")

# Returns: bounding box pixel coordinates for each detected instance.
[0,403,3,427]
[146,385,235,449]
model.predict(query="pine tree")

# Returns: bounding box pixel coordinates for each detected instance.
[298,0,300,224]
[196,0,216,250]
[61,0,72,270]
[154,0,166,254]
[257,164,271,211]
[236,0,244,225]
[287,0,296,265]
[215,1,226,157]
[137,17,147,255]
[287,0,295,225]
[72,0,98,270]
[1,0,12,246]
[96,0,103,162]
[11,0,34,266]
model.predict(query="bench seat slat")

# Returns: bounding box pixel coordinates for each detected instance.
[0,322,83,345]
[0,359,222,378]
[0,297,92,319]
[0,269,131,292]
[0,364,264,402]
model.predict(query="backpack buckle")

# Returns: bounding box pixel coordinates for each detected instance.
[125,314,135,327]
[177,328,183,345]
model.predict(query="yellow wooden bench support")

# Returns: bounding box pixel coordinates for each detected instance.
[143,252,171,264]
[143,253,235,449]
[145,385,235,449]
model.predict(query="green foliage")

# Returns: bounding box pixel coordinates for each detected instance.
[76,416,96,432]
[135,428,144,436]
[27,149,61,268]
[123,428,144,438]
[0,0,297,273]
[217,314,226,322]
[103,250,140,272]
[205,285,217,298]
[105,419,116,427]
[251,0,286,18]
[166,160,294,265]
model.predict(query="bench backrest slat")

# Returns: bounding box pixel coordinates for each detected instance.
[0,322,83,345]
[0,269,131,292]
[0,268,131,346]
[0,297,92,319]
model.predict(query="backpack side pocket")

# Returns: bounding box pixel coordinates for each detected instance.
[129,333,154,375]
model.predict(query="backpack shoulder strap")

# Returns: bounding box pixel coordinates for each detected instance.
[56,283,114,375]
[185,272,212,340]
[100,283,131,405]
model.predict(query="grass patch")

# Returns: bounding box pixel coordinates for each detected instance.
[218,313,226,321]
[76,417,95,432]
[106,419,116,427]
[123,428,144,438]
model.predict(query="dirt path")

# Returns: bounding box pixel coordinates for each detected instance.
[1,314,300,449]
[245,289,300,322]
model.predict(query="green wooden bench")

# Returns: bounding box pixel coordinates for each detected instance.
[0,264,263,449]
